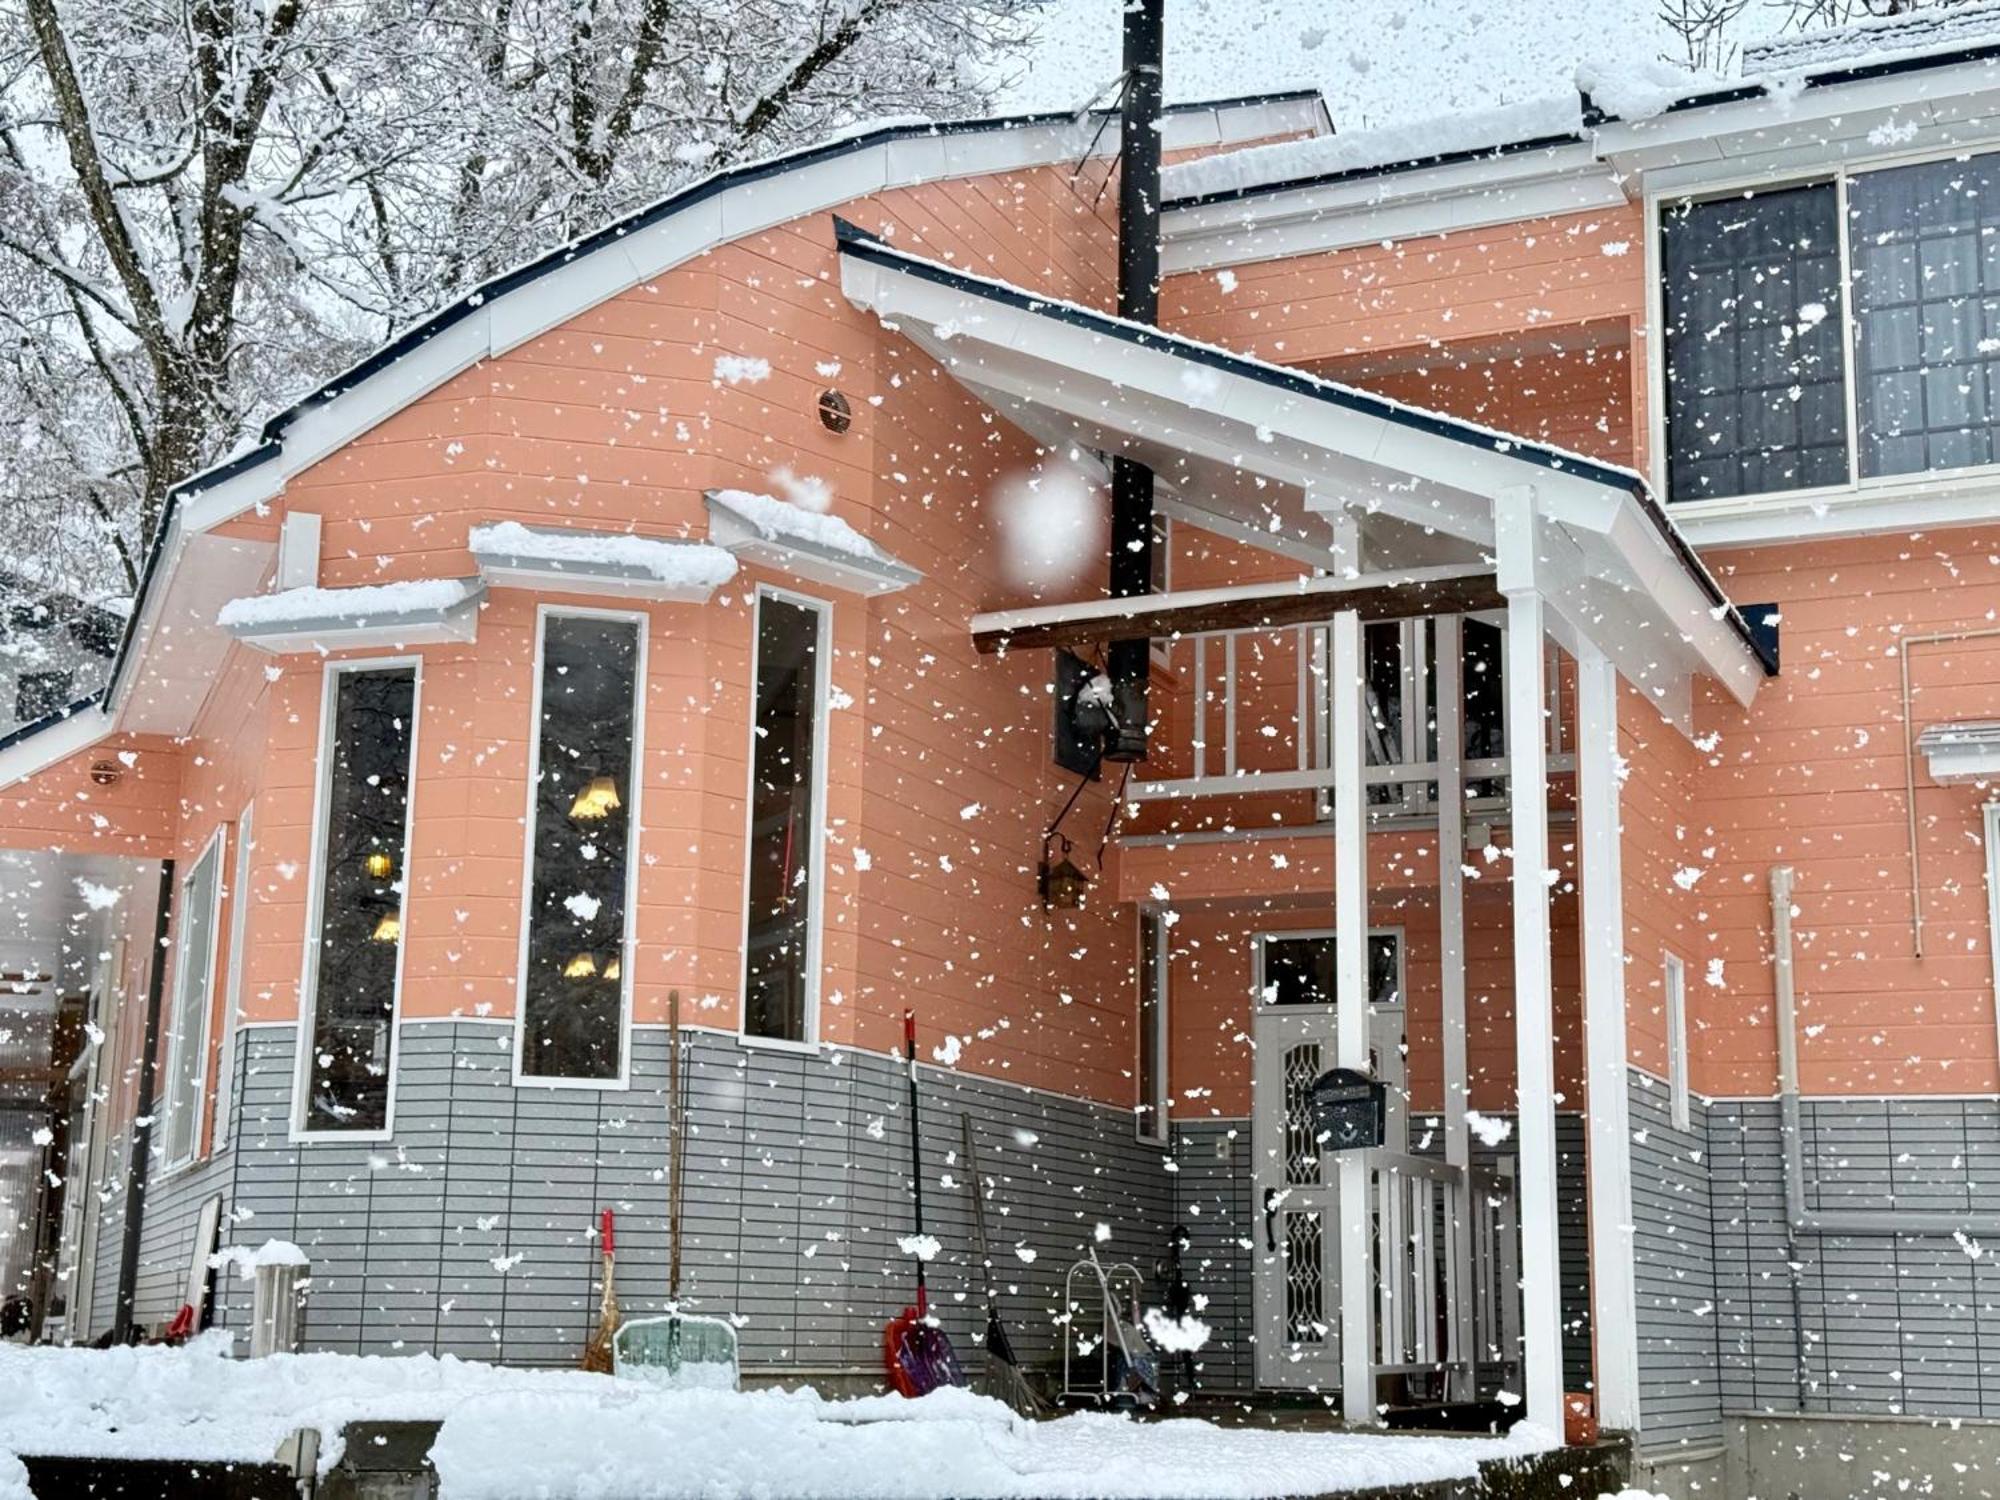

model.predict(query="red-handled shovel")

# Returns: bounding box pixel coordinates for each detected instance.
[883,1009,966,1397]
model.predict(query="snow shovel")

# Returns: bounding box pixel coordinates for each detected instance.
[614,989,740,1389]
[883,1009,966,1397]
[961,1112,1048,1417]
[1086,1246,1158,1409]
[582,1207,619,1373]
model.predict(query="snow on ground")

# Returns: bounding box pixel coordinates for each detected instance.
[0,1336,1557,1499]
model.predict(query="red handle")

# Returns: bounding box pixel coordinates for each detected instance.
[904,1009,917,1057]
[601,1208,614,1255]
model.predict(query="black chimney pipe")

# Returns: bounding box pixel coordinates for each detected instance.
[1104,0,1164,763]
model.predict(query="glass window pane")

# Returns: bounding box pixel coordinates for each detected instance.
[1137,913,1164,1136]
[1259,934,1400,1010]
[1662,183,1848,502]
[1852,156,2000,478]
[163,844,220,1164]
[522,615,639,1080]
[744,594,824,1043]
[303,667,415,1132]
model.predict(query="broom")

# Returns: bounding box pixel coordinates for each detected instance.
[961,1113,1048,1417]
[582,1206,619,1373]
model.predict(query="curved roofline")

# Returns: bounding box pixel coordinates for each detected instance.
[90,88,1330,718]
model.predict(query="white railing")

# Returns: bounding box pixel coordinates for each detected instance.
[1367,1152,1520,1388]
[1132,621,1569,809]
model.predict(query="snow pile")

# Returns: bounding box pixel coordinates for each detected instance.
[208,1238,310,1280]
[469,521,738,588]
[0,1339,1556,1498]
[0,1334,628,1471]
[217,578,478,631]
[431,1384,1555,1500]
[1161,96,1583,201]
[1574,59,1724,122]
[708,490,889,563]
[0,1449,27,1500]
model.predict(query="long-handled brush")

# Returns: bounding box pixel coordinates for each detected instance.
[582,1207,619,1373]
[961,1113,1048,1417]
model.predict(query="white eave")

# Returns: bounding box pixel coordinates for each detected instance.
[218,578,486,655]
[1918,720,2000,783]
[1163,139,1622,274]
[836,227,1768,732]
[704,491,920,596]
[469,522,737,601]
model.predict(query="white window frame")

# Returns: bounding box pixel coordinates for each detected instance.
[1149,513,1174,669]
[1136,908,1171,1143]
[1663,950,1690,1132]
[737,584,833,1052]
[291,655,423,1142]
[1647,139,2000,526]
[513,604,646,1091]
[214,800,255,1146]
[161,827,226,1172]
[1983,804,2000,1061]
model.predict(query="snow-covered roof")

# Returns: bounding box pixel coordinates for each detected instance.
[1745,3,2000,76]
[705,490,921,596]
[468,522,738,602]
[218,577,485,654]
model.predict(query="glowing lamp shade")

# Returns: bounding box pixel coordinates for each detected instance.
[569,775,621,822]
[563,952,598,980]
[603,957,621,982]
[370,913,401,944]
[364,851,394,880]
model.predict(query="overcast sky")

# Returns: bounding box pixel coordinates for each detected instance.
[995,0,1780,130]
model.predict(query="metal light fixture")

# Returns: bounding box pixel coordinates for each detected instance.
[1038,836,1090,910]
[370,913,401,944]
[564,952,598,979]
[569,774,621,821]
[365,851,394,880]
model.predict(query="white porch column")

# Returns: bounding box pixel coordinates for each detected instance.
[1331,609,1375,1424]
[1496,485,1566,1436]
[1434,613,1475,1401]
[1577,639,1642,1432]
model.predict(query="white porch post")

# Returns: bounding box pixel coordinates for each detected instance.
[1577,639,1642,1432]
[1496,485,1566,1435]
[1435,613,1475,1401]
[1331,609,1375,1424]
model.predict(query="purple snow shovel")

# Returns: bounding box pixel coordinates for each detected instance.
[884,1009,966,1397]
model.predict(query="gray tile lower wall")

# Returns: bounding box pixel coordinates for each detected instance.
[1629,1068,2000,1456]
[1169,1113,1592,1396]
[132,1021,1174,1374]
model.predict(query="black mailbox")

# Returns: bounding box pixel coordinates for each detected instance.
[1308,1067,1386,1151]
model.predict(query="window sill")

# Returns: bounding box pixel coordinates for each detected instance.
[734,1031,821,1057]
[1666,465,2000,547]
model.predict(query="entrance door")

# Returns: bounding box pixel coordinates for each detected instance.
[1250,929,1405,1389]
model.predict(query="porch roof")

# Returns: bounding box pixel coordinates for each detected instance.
[834,222,1771,732]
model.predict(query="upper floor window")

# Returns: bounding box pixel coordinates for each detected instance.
[519,611,642,1083]
[301,664,416,1134]
[742,589,829,1044]
[1663,153,2000,503]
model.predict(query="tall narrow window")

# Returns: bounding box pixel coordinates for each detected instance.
[302,666,416,1133]
[743,591,827,1043]
[521,613,641,1082]
[1137,911,1169,1141]
[215,804,255,1146]
[1664,952,1690,1132]
[162,835,223,1167]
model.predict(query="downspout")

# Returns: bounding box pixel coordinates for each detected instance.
[1769,864,2000,1241]
[1104,0,1164,763]
[113,859,175,1343]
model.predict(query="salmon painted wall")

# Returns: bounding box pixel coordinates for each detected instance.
[0,737,180,860]
[1673,525,2000,1098]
